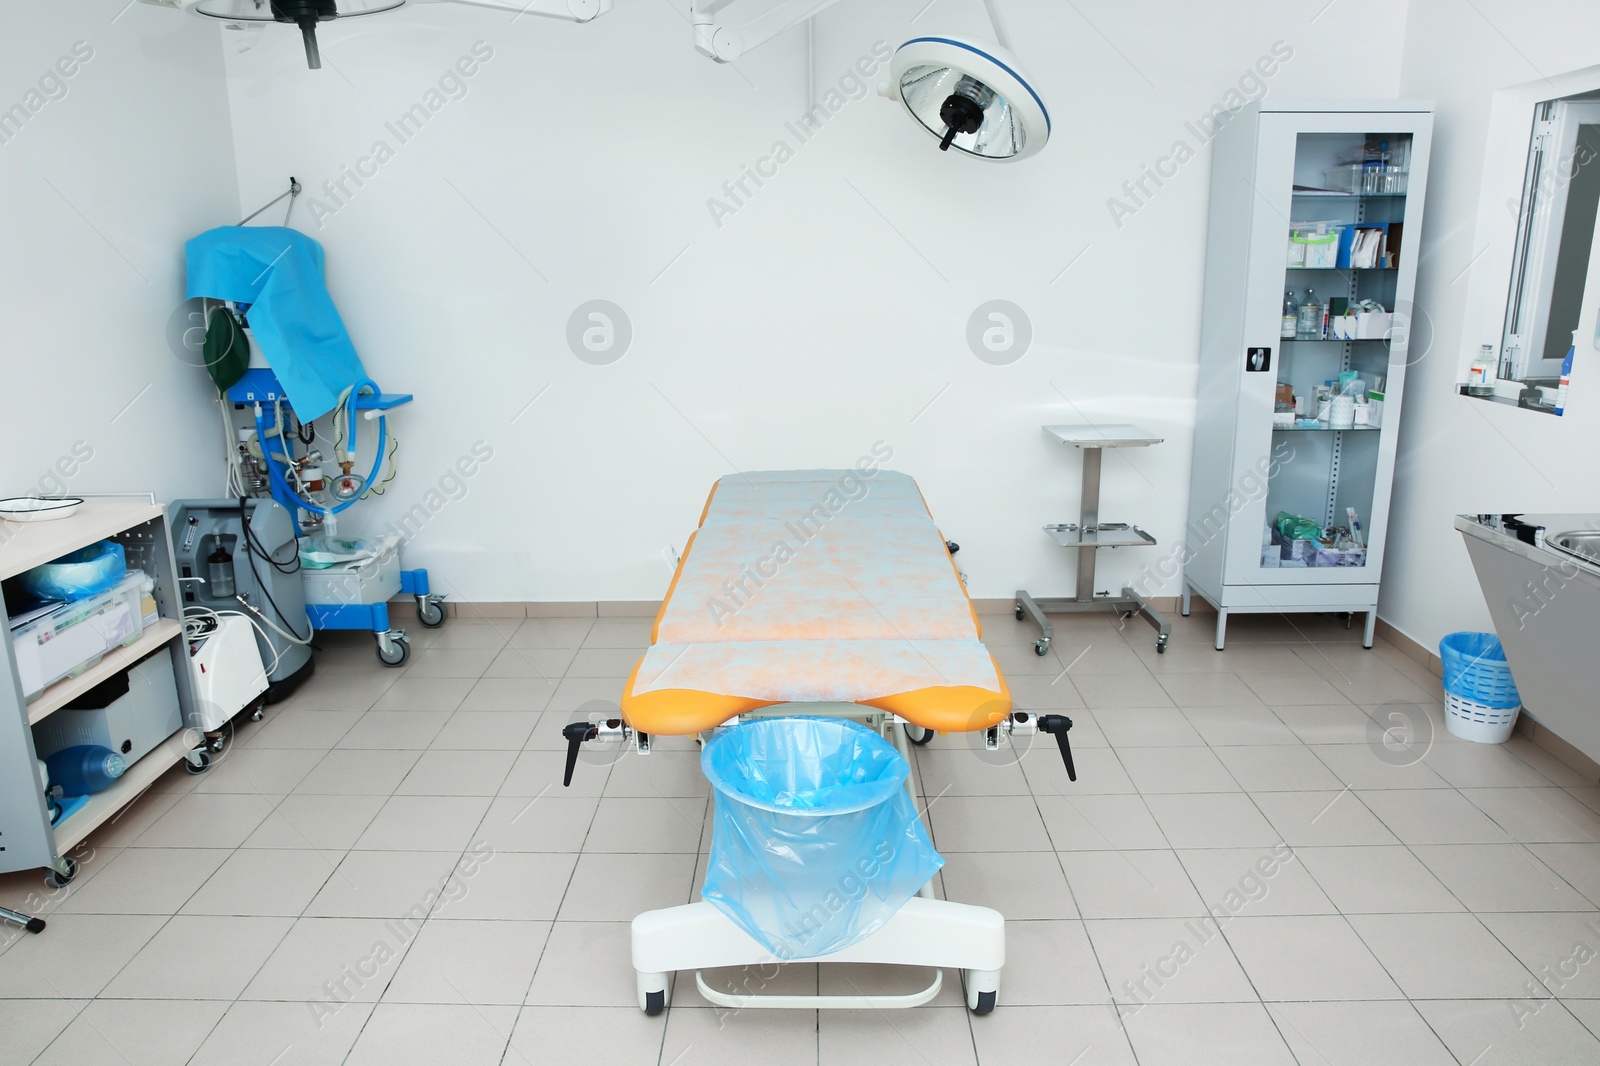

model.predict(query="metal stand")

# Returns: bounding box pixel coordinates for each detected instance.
[1016,425,1171,655]
[0,906,45,935]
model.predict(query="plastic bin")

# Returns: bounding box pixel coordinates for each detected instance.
[300,537,400,607]
[700,717,944,959]
[1439,632,1521,743]
[10,570,151,700]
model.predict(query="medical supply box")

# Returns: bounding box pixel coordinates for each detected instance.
[301,544,401,607]
[9,570,156,700]
[31,646,183,766]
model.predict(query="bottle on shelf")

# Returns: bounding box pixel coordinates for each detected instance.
[1555,330,1575,416]
[1297,288,1320,338]
[1281,291,1297,339]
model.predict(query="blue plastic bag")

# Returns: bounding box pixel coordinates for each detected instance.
[700,717,944,959]
[18,540,127,604]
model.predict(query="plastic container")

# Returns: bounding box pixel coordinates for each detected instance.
[10,570,151,700]
[1324,164,1408,195]
[44,744,127,797]
[17,540,127,604]
[1289,224,1344,268]
[300,540,400,606]
[700,717,944,959]
[1439,632,1521,742]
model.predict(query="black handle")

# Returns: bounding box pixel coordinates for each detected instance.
[561,721,598,787]
[1038,714,1076,782]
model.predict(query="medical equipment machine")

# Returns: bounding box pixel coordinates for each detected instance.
[31,647,184,771]
[1016,424,1173,655]
[186,615,270,745]
[562,469,1077,1017]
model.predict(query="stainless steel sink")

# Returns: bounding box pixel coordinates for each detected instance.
[1550,530,1600,570]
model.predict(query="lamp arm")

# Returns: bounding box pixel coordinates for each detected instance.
[979,0,1012,50]
[692,0,849,63]
[416,0,612,21]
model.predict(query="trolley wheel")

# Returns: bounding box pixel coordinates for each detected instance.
[376,638,409,668]
[907,725,936,746]
[46,857,78,889]
[207,735,227,754]
[185,750,212,775]
[249,701,265,723]
[1014,604,1025,621]
[1034,640,1050,657]
[643,989,665,1016]
[416,598,445,629]
[972,990,996,1015]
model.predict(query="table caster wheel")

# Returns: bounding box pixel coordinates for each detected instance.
[46,856,78,889]
[1014,604,1025,621]
[1034,639,1050,656]
[417,596,445,628]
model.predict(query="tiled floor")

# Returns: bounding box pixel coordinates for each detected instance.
[4,608,1600,1065]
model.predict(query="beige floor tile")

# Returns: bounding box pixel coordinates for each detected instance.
[585,796,708,853]
[1414,843,1597,911]
[603,749,711,798]
[83,789,183,848]
[912,748,1032,796]
[1529,843,1600,906]
[354,794,492,851]
[1352,912,1541,998]
[938,851,1076,919]
[415,623,514,651]
[431,851,576,921]
[1225,915,1402,1000]
[54,847,227,914]
[102,914,293,999]
[970,1003,1137,1066]
[525,921,638,1006]
[1051,640,1153,676]
[1180,704,1300,745]
[336,710,451,749]
[992,642,1072,677]
[1096,707,1205,747]
[482,646,578,679]
[1121,1002,1297,1066]
[394,748,517,796]
[1118,746,1239,793]
[190,746,327,794]
[509,618,595,648]
[1251,790,1399,847]
[345,1003,516,1066]
[291,749,421,795]
[1072,674,1177,709]
[242,916,414,1002]
[1214,744,1344,792]
[817,1005,977,1065]
[1266,1001,1458,1066]
[817,962,967,1005]
[928,795,1052,852]
[996,918,1113,1005]
[507,1005,665,1065]
[1023,745,1136,796]
[1360,788,1511,844]
[548,676,632,712]
[188,999,374,1066]
[1064,850,1208,919]
[1415,997,1600,1065]
[670,961,819,1007]
[382,918,549,1004]
[129,792,279,849]
[1036,794,1168,851]
[0,913,165,997]
[558,852,698,921]
[32,998,228,1066]
[1295,845,1463,913]
[503,746,610,796]
[181,848,339,916]
[401,648,499,679]
[304,850,464,919]
[0,999,88,1064]
[244,708,364,749]
[431,709,540,749]
[1144,793,1281,849]
[1503,738,1596,787]
[1240,672,1353,706]
[1465,787,1600,844]
[1479,911,1600,998]
[1005,673,1087,711]
[660,1005,820,1065]
[1310,743,1451,790]
[1176,847,1336,916]
[1157,673,1264,708]
[369,676,476,712]
[474,794,597,852]
[567,647,645,677]
[1089,916,1257,1007]
[1271,703,1379,744]
[459,676,556,712]
[523,711,595,751]
[241,793,386,850]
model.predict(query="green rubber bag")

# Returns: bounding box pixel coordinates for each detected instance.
[203,304,249,392]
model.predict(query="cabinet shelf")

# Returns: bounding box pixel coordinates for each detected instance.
[25,619,183,726]
[1272,423,1381,433]
[51,727,200,852]
[1043,524,1158,549]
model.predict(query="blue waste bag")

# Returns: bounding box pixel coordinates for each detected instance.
[700,717,944,959]
[18,540,127,604]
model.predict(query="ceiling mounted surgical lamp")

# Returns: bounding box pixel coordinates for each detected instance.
[139,0,612,70]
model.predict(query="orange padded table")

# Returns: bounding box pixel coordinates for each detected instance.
[621,469,1010,736]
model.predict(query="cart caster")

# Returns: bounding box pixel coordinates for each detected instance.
[249,701,265,723]
[964,968,1000,1014]
[207,734,227,754]
[185,749,212,774]
[376,630,410,667]
[46,857,78,889]
[637,971,670,1014]
[1033,639,1050,656]
[1156,638,1168,655]
[1014,604,1025,621]
[643,989,665,1016]
[907,725,936,746]
[416,594,446,629]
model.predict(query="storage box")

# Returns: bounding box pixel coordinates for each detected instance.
[31,646,182,766]
[301,545,401,607]
[1356,311,1393,339]
[1280,538,1318,564]
[1310,546,1367,568]
[10,571,152,700]
[1289,224,1343,268]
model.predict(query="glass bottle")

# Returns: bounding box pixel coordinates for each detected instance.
[1297,288,1320,338]
[1281,291,1297,339]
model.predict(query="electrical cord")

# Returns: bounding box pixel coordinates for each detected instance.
[238,496,312,645]
[182,604,287,675]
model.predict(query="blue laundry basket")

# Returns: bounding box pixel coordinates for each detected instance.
[700,717,943,960]
[1439,632,1521,743]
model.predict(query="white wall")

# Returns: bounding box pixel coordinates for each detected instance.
[1384,0,1600,650]
[210,0,1412,606]
[0,2,240,506]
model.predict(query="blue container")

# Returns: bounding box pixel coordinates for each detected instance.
[700,717,943,959]
[45,745,128,797]
[1439,632,1521,710]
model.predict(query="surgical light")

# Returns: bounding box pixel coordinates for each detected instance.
[140,0,612,70]
[881,35,1050,162]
